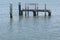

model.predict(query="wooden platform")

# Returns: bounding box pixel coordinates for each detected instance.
[20,9,51,16]
[21,9,51,13]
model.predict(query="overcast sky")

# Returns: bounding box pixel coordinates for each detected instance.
[0,0,60,15]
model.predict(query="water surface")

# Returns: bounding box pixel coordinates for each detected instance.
[0,0,60,40]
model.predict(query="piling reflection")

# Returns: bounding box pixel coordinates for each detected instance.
[10,18,13,26]
[33,17,39,25]
[19,16,23,22]
[44,16,51,20]
[9,18,13,32]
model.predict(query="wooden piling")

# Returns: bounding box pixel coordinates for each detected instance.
[48,10,51,16]
[10,3,13,18]
[27,6,29,16]
[45,3,46,16]
[25,3,26,16]
[35,3,37,16]
[19,2,23,16]
[37,3,38,16]
[48,13,51,16]
[33,11,36,16]
[21,11,23,15]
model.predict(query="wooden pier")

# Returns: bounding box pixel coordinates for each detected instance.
[10,2,51,18]
[18,2,51,16]
[21,9,51,16]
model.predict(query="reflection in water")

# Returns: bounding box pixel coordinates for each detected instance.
[9,18,13,32]
[44,16,51,19]
[1,15,60,40]
[10,18,13,26]
[44,16,51,22]
[32,16,51,27]
[32,16,39,26]
[19,16,23,22]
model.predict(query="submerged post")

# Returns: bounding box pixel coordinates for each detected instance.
[35,3,37,16]
[27,6,29,16]
[25,3,26,16]
[48,10,51,16]
[45,3,46,16]
[19,2,23,16]
[10,3,13,18]
[37,3,38,16]
[33,11,36,16]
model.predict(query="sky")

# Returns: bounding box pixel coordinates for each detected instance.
[0,0,60,15]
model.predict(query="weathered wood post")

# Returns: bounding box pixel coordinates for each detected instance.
[21,11,23,15]
[48,10,51,16]
[25,3,26,16]
[10,3,13,18]
[37,3,38,16]
[19,2,23,16]
[33,11,36,16]
[27,5,29,16]
[35,3,37,16]
[45,3,46,16]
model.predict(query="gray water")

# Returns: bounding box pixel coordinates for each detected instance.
[0,0,60,40]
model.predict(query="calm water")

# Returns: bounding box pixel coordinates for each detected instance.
[0,0,60,40]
